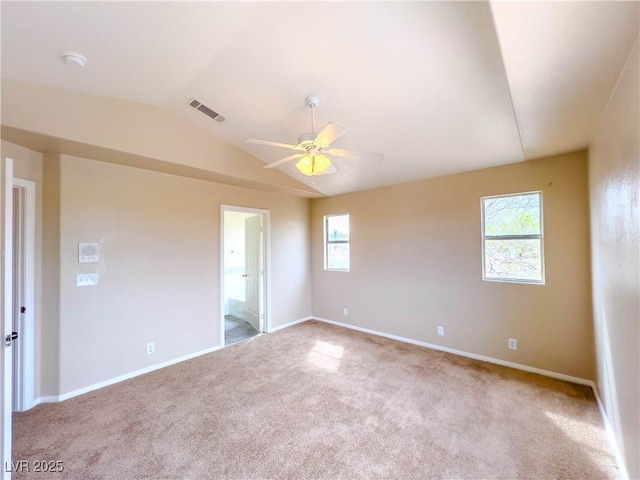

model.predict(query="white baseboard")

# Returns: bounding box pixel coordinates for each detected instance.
[313,317,592,385]
[31,396,58,408]
[592,385,629,480]
[36,345,222,404]
[33,318,314,405]
[29,315,629,480]
[312,317,634,477]
[269,316,312,333]
[29,315,591,395]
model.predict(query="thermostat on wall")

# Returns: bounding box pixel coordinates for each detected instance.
[79,242,100,263]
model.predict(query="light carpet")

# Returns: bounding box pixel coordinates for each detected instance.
[12,320,618,479]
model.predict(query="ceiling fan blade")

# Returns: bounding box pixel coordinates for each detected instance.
[326,148,384,162]
[263,153,305,169]
[315,122,348,146]
[245,138,304,151]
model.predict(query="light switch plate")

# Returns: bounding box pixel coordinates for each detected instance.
[79,243,100,263]
[76,273,98,287]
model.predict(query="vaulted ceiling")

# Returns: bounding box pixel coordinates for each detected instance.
[2,1,638,196]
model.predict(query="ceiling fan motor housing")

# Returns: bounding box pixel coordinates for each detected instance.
[297,132,327,151]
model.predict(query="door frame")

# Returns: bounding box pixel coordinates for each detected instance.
[220,205,271,347]
[12,178,36,412]
[2,157,14,479]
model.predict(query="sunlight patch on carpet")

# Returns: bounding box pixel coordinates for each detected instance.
[307,340,344,371]
[545,410,604,450]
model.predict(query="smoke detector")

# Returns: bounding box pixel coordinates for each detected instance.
[63,53,87,67]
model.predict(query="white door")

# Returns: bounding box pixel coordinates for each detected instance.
[244,215,261,331]
[1,157,14,479]
[10,180,35,414]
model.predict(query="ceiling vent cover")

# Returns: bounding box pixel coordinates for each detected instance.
[188,99,225,123]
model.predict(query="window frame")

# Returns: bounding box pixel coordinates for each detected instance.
[324,213,350,272]
[481,191,545,285]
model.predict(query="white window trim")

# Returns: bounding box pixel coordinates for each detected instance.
[324,213,350,272]
[481,191,545,285]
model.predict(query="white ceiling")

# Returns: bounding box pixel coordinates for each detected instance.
[2,1,638,196]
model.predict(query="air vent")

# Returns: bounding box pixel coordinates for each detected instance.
[188,99,225,123]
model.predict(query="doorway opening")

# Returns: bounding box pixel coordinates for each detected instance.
[12,178,35,412]
[221,206,270,346]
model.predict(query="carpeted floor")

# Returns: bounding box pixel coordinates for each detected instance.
[12,320,618,479]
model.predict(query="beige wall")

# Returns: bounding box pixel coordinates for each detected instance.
[1,78,315,398]
[0,141,47,398]
[589,39,639,480]
[311,151,594,380]
[1,143,311,397]
[41,154,61,397]
[55,155,311,394]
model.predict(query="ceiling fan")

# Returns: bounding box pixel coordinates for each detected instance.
[245,95,384,176]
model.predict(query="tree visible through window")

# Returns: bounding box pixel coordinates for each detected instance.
[482,192,544,283]
[325,214,350,271]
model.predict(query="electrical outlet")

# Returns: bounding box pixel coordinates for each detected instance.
[437,326,445,336]
[146,343,155,355]
[343,307,348,316]
[508,338,517,350]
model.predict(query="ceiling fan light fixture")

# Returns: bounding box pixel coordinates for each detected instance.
[296,153,332,176]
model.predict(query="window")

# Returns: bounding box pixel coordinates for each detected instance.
[481,192,544,283]
[324,214,350,271]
